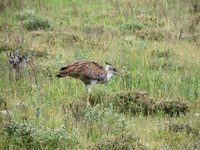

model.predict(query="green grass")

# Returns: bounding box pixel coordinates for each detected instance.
[0,0,200,149]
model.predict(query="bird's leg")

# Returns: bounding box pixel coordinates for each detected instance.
[84,84,91,106]
[87,86,92,106]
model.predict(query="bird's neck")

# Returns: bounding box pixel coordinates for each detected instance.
[106,72,114,82]
[105,65,114,82]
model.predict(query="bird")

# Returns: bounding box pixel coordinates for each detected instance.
[56,61,121,105]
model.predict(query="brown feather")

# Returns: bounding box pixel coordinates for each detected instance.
[56,61,107,84]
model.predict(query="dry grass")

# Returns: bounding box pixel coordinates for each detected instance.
[0,0,200,149]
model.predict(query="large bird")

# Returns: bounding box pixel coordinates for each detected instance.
[56,61,121,105]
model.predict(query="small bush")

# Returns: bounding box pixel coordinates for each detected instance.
[70,102,127,132]
[165,121,199,136]
[88,134,146,150]
[112,90,155,115]
[70,100,87,121]
[15,9,52,31]
[3,122,35,149]
[120,22,144,32]
[110,90,189,117]
[15,9,36,21]
[136,15,164,28]
[155,100,189,117]
[22,17,52,31]
[0,41,13,52]
[0,98,7,110]
[136,28,164,41]
[2,122,79,149]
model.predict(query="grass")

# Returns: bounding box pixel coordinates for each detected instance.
[0,0,200,149]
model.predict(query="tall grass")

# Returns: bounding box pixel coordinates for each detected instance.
[0,0,200,149]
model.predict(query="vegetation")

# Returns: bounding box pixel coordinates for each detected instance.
[0,0,199,149]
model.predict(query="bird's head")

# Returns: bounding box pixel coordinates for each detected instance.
[105,62,121,77]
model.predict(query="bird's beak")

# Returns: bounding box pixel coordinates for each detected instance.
[115,71,122,77]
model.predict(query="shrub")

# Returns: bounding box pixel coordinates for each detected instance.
[136,15,164,28]
[110,90,189,117]
[88,134,145,150]
[165,121,199,136]
[120,22,144,32]
[0,41,13,52]
[2,122,79,149]
[15,9,52,31]
[15,9,36,21]
[70,100,87,121]
[22,16,52,31]
[70,102,127,131]
[136,28,164,41]
[111,90,156,115]
[155,100,189,117]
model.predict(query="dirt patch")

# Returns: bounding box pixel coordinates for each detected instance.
[88,134,145,150]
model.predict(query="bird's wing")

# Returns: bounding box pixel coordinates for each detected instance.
[79,61,107,81]
[56,61,106,80]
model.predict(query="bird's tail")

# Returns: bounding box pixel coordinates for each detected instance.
[56,66,71,78]
[56,69,69,78]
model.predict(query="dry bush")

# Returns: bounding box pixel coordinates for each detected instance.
[136,28,164,41]
[70,90,190,117]
[164,121,199,136]
[111,91,155,116]
[88,134,145,150]
[155,100,189,117]
[183,0,200,13]
[69,100,87,121]
[136,15,164,28]
[0,41,13,52]
[109,90,189,117]
[0,98,8,111]
[189,13,200,32]
[69,91,109,121]
[119,22,144,33]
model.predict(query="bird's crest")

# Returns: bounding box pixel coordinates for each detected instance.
[105,62,112,66]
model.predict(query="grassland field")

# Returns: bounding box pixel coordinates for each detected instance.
[0,0,200,149]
